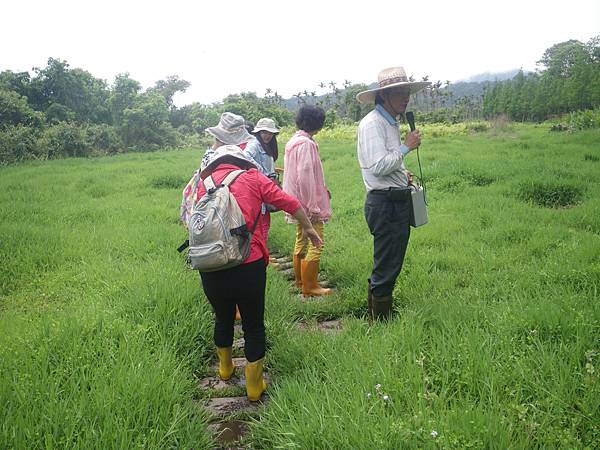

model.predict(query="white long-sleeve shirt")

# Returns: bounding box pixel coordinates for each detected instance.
[357,107,411,192]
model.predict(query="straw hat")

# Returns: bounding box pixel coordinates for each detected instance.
[252,118,280,134]
[356,67,431,104]
[206,112,253,145]
[199,145,256,178]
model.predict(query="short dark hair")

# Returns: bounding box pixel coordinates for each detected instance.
[295,105,325,133]
[374,93,385,105]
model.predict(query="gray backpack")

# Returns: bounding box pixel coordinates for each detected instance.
[187,170,259,272]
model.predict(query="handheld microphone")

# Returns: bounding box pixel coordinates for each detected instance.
[405,111,416,132]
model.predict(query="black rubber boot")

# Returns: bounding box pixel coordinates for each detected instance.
[367,279,373,324]
[371,293,393,321]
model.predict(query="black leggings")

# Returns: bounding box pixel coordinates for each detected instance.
[200,259,267,362]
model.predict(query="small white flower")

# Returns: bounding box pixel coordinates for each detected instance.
[431,430,438,439]
[375,383,382,391]
[366,392,372,399]
[383,394,390,401]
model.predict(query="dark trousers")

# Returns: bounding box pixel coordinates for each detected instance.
[200,259,266,362]
[364,190,411,297]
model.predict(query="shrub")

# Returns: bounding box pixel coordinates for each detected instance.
[85,124,124,155]
[517,181,583,208]
[0,90,44,129]
[0,125,43,165]
[45,103,76,124]
[465,121,490,133]
[42,122,89,158]
[550,123,569,132]
[568,109,600,131]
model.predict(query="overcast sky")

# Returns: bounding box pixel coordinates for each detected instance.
[2,0,598,106]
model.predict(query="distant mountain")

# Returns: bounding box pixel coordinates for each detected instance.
[279,70,525,112]
[460,69,525,83]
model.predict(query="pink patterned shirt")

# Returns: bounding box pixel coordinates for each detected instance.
[282,131,331,223]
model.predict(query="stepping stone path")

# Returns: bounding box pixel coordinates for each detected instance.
[268,251,336,293]
[200,325,269,449]
[199,250,342,448]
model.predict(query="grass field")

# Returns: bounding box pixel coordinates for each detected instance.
[1,123,599,449]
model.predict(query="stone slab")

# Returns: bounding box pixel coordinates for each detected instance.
[280,269,295,280]
[199,375,245,390]
[232,338,244,350]
[205,396,268,418]
[200,372,272,391]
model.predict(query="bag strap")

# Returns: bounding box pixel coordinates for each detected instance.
[249,209,261,234]
[221,169,245,187]
[222,169,260,233]
[201,169,245,193]
[201,175,215,192]
[201,169,260,234]
[415,147,428,206]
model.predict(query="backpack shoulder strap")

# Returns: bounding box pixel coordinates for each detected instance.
[202,175,216,192]
[221,169,246,187]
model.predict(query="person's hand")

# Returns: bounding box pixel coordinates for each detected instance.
[302,226,323,248]
[405,130,422,150]
[407,170,414,184]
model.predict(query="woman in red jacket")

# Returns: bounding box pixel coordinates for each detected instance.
[195,144,321,401]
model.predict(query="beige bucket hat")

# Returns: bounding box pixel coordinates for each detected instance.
[356,67,431,104]
[252,118,280,134]
[200,144,256,178]
[206,112,253,145]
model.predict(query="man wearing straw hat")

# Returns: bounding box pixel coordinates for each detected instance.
[356,67,430,321]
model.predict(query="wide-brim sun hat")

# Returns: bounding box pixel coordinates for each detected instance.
[356,67,431,104]
[252,118,280,134]
[206,112,253,145]
[199,144,256,178]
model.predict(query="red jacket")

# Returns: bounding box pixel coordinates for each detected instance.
[196,164,301,265]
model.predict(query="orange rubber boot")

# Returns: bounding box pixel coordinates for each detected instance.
[293,254,303,289]
[301,260,332,297]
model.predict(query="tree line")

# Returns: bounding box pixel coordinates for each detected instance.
[1,36,598,164]
[0,58,292,164]
[483,36,600,121]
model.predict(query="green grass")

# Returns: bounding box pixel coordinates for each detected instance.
[1,125,599,449]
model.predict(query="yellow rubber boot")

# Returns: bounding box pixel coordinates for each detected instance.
[301,260,332,297]
[216,347,234,381]
[245,358,267,401]
[292,254,303,289]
